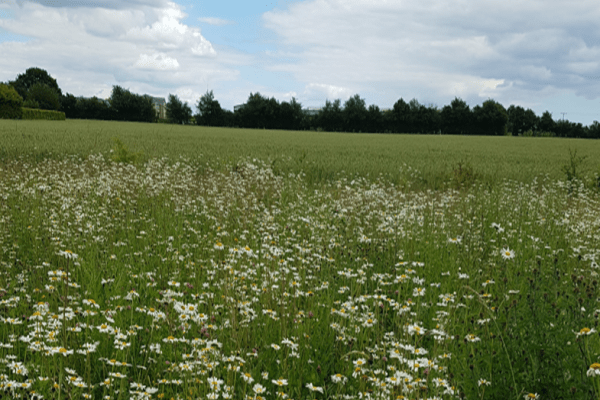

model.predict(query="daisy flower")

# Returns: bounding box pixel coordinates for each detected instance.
[501,248,515,260]
[587,363,600,377]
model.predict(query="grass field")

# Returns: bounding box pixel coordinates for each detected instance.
[1,120,600,188]
[1,120,600,400]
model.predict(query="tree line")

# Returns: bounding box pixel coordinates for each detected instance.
[2,67,600,139]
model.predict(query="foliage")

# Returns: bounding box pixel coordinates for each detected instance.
[473,99,509,136]
[109,85,155,123]
[21,107,66,120]
[166,94,192,124]
[9,67,62,100]
[561,148,587,186]
[60,93,78,118]
[343,94,367,132]
[110,137,143,163]
[451,160,478,188]
[23,98,40,109]
[441,97,472,135]
[0,83,24,119]
[196,90,224,127]
[26,82,61,111]
[316,99,343,132]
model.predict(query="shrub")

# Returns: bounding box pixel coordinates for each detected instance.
[21,108,66,120]
[451,160,478,188]
[0,83,24,119]
[110,138,143,164]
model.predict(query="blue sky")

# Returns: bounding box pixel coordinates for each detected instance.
[1,0,600,126]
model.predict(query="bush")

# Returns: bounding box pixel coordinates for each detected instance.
[110,138,143,164]
[0,83,24,119]
[21,107,66,120]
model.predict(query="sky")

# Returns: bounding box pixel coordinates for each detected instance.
[1,0,600,126]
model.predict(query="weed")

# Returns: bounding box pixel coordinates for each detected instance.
[110,137,143,164]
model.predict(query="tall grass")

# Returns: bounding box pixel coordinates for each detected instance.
[1,119,600,189]
[0,121,599,399]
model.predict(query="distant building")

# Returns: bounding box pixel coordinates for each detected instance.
[149,97,167,119]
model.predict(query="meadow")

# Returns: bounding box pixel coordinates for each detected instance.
[0,120,600,400]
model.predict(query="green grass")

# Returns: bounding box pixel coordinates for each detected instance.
[1,119,600,188]
[0,120,600,400]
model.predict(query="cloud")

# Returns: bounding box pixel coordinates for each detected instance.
[134,53,179,70]
[0,0,237,105]
[16,0,167,9]
[198,17,234,26]
[304,83,352,101]
[263,0,600,109]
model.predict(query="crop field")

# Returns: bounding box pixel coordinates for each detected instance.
[1,120,600,400]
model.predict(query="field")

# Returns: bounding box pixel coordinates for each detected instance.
[1,120,600,400]
[2,120,600,188]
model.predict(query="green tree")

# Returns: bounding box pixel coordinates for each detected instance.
[472,99,508,135]
[196,90,224,126]
[109,86,154,122]
[539,111,556,134]
[61,93,78,119]
[317,99,343,132]
[77,97,112,120]
[0,83,24,119]
[236,92,275,129]
[365,104,383,133]
[343,94,367,132]
[166,94,192,124]
[392,98,410,133]
[26,83,61,111]
[10,67,62,100]
[441,97,472,135]
[278,97,303,130]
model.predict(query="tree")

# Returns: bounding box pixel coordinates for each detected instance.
[26,83,61,110]
[539,111,556,134]
[278,97,303,130]
[316,99,343,132]
[441,97,472,135]
[472,99,508,135]
[109,86,155,122]
[343,94,367,132]
[76,97,112,120]
[392,98,410,133]
[61,93,78,119]
[365,104,383,133]
[196,90,224,126]
[236,92,275,129]
[166,94,192,124]
[10,67,62,100]
[0,83,23,119]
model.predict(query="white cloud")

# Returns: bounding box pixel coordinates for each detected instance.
[134,53,179,70]
[304,83,352,101]
[0,1,236,104]
[198,17,234,26]
[18,0,167,9]
[123,2,216,56]
[263,0,600,109]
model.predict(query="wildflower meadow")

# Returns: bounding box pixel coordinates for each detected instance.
[1,120,600,400]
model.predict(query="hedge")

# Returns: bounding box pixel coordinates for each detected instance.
[21,107,66,120]
[0,83,24,119]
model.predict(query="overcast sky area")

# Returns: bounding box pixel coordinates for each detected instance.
[1,0,600,125]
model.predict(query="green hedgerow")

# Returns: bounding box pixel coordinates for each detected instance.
[0,83,24,119]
